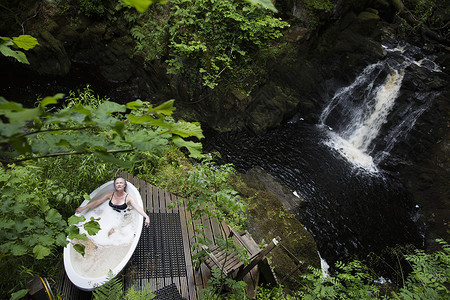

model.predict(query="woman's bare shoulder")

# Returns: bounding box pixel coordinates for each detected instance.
[126,193,135,203]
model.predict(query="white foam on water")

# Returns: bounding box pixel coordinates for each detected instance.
[71,242,132,278]
[325,131,378,173]
[71,200,139,278]
[318,251,330,279]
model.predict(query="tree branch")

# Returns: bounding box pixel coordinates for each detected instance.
[0,149,134,164]
[14,126,95,139]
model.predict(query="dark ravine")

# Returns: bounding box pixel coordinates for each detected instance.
[1,0,448,277]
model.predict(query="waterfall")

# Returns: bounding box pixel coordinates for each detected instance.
[320,44,440,172]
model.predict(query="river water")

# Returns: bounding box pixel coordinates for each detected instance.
[205,122,423,265]
[205,44,442,268]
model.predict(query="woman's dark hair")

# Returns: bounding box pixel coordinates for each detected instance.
[114,177,127,191]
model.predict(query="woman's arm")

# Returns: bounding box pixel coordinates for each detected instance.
[127,196,150,227]
[75,192,112,214]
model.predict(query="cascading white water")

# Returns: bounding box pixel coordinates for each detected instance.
[346,69,404,151]
[320,45,440,172]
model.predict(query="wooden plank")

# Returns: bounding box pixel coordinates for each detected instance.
[209,217,222,245]
[147,182,155,213]
[181,198,203,299]
[177,196,195,300]
[240,231,261,256]
[149,278,158,295]
[153,185,160,213]
[140,179,148,213]
[158,187,166,212]
[164,190,173,212]
[194,214,211,289]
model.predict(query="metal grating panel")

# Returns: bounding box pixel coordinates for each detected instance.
[155,283,183,300]
[131,213,187,278]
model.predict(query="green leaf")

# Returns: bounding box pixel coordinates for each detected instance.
[4,107,41,123]
[10,289,29,300]
[83,193,92,201]
[169,120,204,139]
[0,100,24,111]
[84,217,101,236]
[0,122,27,138]
[39,235,54,247]
[247,0,278,12]
[67,225,87,241]
[172,136,204,159]
[33,244,51,259]
[0,41,29,64]
[96,101,126,115]
[40,94,64,108]
[21,235,39,247]
[68,214,85,225]
[152,99,175,115]
[121,0,167,12]
[12,35,39,50]
[55,233,69,247]
[46,208,63,223]
[73,244,86,256]
[126,99,145,110]
[0,219,15,229]
[127,113,157,125]
[10,243,28,256]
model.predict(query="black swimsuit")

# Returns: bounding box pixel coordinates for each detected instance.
[109,192,128,212]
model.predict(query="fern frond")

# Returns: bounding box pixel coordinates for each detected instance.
[125,283,156,300]
[131,27,145,42]
[92,274,123,300]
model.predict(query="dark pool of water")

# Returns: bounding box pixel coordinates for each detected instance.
[204,122,423,266]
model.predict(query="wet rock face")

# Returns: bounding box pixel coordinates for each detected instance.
[27,30,72,75]
[237,167,320,291]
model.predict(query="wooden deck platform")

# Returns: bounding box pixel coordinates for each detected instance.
[56,172,261,299]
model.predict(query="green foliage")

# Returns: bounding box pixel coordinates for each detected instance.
[122,0,168,12]
[0,91,204,165]
[0,145,115,298]
[0,88,204,298]
[255,285,296,299]
[79,0,107,17]
[66,214,102,255]
[166,0,289,89]
[0,164,69,298]
[0,165,69,260]
[125,283,156,299]
[93,274,123,300]
[298,260,381,299]
[392,239,450,299]
[129,5,170,61]
[130,149,246,232]
[128,0,289,91]
[397,0,448,38]
[199,268,248,300]
[296,240,450,299]
[304,0,334,12]
[92,274,156,300]
[122,0,277,13]
[0,35,39,64]
[174,155,246,230]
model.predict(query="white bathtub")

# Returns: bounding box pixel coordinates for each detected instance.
[63,180,144,291]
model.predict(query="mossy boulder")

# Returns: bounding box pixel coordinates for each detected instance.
[235,167,320,292]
